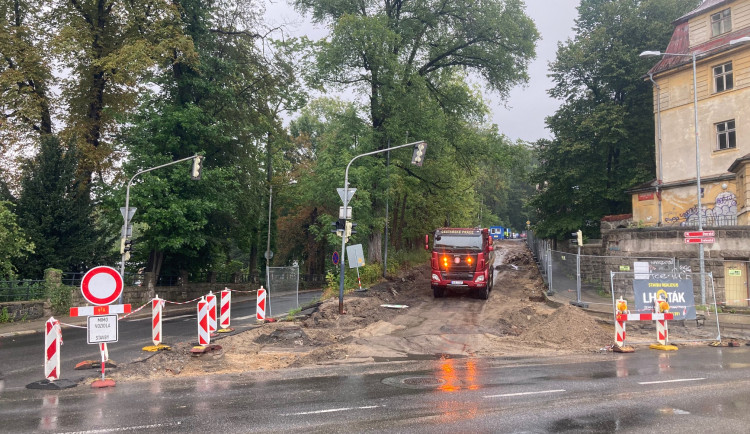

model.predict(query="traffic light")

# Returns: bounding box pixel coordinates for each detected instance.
[345,221,358,237]
[571,230,583,245]
[330,219,345,237]
[411,142,427,166]
[124,239,133,252]
[191,155,204,180]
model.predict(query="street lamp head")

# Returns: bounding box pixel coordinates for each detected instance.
[639,50,662,57]
[730,36,750,45]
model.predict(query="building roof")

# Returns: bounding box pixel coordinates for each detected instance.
[647,26,750,76]
[675,0,733,24]
[728,153,750,173]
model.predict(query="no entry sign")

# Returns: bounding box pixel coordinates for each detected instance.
[81,266,124,306]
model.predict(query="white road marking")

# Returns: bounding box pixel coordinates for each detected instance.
[283,405,382,416]
[234,315,255,321]
[484,389,566,398]
[638,378,705,385]
[60,421,182,433]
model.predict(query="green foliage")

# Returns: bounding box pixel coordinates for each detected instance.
[15,135,109,278]
[0,201,34,279]
[294,0,539,260]
[531,0,700,240]
[47,283,73,316]
[0,307,11,323]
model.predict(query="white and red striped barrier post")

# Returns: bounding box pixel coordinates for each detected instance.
[218,288,233,332]
[152,295,164,346]
[197,297,210,346]
[654,291,670,346]
[615,317,626,347]
[615,297,628,347]
[656,318,669,345]
[256,286,267,322]
[44,317,62,381]
[206,291,217,334]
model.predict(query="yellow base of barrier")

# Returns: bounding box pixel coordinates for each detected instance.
[142,344,171,352]
[649,344,678,351]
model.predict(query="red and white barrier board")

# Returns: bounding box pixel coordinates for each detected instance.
[615,318,626,347]
[197,297,210,345]
[220,288,231,329]
[70,304,131,317]
[44,317,62,381]
[152,296,165,346]
[256,286,267,321]
[206,291,217,333]
[615,313,674,321]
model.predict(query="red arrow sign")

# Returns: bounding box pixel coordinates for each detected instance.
[684,230,715,238]
[684,237,715,244]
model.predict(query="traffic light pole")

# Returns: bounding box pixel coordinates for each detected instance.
[339,141,426,314]
[119,155,202,298]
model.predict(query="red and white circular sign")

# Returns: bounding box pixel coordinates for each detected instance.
[81,266,124,306]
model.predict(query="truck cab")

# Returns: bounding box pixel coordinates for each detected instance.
[428,228,495,299]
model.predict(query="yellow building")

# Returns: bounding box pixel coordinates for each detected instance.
[633,0,750,227]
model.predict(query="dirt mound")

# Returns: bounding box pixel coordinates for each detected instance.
[522,304,612,351]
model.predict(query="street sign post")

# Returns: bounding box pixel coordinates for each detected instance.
[81,266,124,306]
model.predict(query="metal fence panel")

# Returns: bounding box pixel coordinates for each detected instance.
[0,280,46,302]
[610,271,721,344]
[268,266,300,316]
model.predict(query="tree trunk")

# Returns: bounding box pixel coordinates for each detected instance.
[368,231,383,263]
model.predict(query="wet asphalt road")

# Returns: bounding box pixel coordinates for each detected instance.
[0,291,321,390]
[3,346,750,432]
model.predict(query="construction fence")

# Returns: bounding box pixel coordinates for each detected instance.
[526,232,722,344]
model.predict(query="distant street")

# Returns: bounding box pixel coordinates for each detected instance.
[0,291,320,390]
[3,347,750,432]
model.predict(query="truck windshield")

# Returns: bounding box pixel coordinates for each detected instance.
[434,234,483,250]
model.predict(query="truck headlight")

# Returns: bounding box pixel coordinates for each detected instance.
[475,275,485,283]
[432,273,440,281]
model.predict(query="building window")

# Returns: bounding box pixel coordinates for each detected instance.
[711,8,731,37]
[713,62,733,92]
[716,120,736,150]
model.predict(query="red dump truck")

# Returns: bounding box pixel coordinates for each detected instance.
[426,227,495,299]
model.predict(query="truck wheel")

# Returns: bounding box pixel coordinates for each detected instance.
[477,286,489,300]
[433,287,445,298]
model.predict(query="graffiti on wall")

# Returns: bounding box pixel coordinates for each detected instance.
[663,192,737,226]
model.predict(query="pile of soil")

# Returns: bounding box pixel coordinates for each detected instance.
[111,241,614,382]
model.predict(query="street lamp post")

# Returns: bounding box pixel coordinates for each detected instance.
[119,155,203,299]
[338,140,427,314]
[640,36,750,305]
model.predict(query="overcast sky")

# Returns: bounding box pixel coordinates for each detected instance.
[265,0,581,143]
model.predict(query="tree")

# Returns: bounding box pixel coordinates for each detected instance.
[114,0,296,280]
[530,0,699,239]
[0,201,34,279]
[14,135,105,277]
[294,0,539,261]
